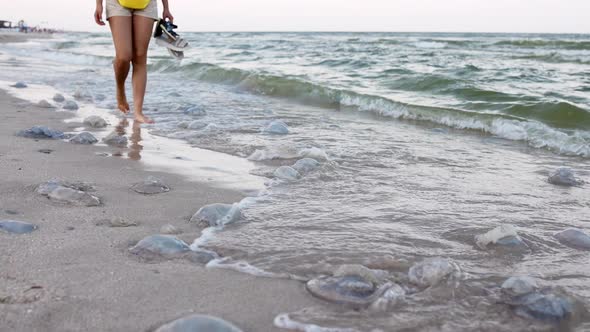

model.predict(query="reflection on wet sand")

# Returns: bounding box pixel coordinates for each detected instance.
[129,120,143,161]
[112,118,144,160]
[106,118,263,192]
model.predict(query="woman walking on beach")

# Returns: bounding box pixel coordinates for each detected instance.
[94,0,173,123]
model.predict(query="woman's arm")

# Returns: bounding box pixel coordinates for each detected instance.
[94,0,105,26]
[161,0,174,22]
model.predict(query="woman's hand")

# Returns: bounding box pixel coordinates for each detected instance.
[94,4,106,26]
[162,8,174,23]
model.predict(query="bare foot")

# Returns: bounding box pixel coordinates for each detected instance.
[116,89,130,115]
[134,114,155,124]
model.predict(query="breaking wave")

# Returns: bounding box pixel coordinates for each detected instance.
[149,60,590,157]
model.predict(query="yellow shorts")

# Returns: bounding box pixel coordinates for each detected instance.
[105,0,158,21]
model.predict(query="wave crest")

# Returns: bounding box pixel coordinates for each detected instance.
[150,60,590,157]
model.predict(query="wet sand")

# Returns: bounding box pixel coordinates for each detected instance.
[0,89,317,331]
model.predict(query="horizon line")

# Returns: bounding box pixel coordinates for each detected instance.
[68,30,590,35]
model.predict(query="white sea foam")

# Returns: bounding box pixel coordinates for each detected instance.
[273,314,360,332]
[475,225,520,249]
[248,144,300,161]
[415,41,447,49]
[206,258,281,278]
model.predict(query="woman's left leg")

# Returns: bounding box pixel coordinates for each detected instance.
[131,15,155,123]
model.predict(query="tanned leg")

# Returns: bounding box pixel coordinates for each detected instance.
[108,16,133,114]
[131,15,155,124]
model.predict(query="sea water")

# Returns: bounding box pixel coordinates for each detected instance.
[1,32,589,331]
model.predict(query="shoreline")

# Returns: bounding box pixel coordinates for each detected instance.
[0,88,317,331]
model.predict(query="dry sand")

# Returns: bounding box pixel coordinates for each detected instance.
[0,89,318,331]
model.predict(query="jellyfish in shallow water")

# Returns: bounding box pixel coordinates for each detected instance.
[292,158,320,174]
[407,257,460,287]
[475,225,528,251]
[502,276,539,297]
[548,168,582,187]
[262,120,289,135]
[274,166,300,181]
[305,264,388,307]
[190,203,241,227]
[306,275,387,307]
[500,277,577,323]
[510,292,573,322]
[554,228,590,250]
[63,100,79,110]
[12,81,27,88]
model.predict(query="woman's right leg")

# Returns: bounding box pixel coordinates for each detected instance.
[108,16,133,114]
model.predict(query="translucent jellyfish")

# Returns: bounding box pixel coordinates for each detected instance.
[274,166,300,181]
[17,126,65,139]
[129,235,190,259]
[262,120,289,135]
[70,132,98,145]
[102,131,128,147]
[502,276,539,296]
[155,314,242,332]
[12,81,27,88]
[184,106,207,116]
[37,100,54,108]
[0,220,38,234]
[475,225,527,250]
[190,203,241,227]
[131,176,170,195]
[63,100,79,110]
[306,265,387,307]
[408,257,460,287]
[555,228,590,250]
[53,93,65,102]
[292,158,320,174]
[548,168,582,187]
[83,115,108,128]
[510,292,573,322]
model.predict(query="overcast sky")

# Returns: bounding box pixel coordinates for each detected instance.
[6,0,590,33]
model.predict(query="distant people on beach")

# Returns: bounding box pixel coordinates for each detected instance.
[0,19,58,34]
[17,20,29,33]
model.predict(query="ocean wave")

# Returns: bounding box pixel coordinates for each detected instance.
[4,45,112,67]
[503,101,590,130]
[512,52,590,65]
[421,39,473,47]
[450,87,528,103]
[493,39,590,50]
[52,41,79,50]
[311,58,374,68]
[414,41,447,49]
[385,75,457,92]
[150,60,590,157]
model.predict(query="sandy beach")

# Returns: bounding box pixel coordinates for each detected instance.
[0,87,318,331]
[1,28,589,331]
